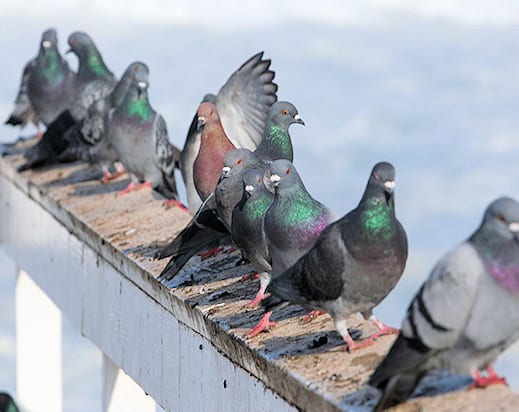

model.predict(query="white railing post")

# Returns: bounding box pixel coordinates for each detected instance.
[16,269,63,412]
[102,355,156,412]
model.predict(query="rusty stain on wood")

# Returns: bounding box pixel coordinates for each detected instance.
[1,148,518,412]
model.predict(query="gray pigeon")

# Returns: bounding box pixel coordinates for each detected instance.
[369,196,519,410]
[58,61,148,180]
[247,159,337,336]
[231,167,274,300]
[156,149,264,282]
[109,65,180,202]
[20,31,115,170]
[254,101,304,162]
[215,149,265,230]
[181,52,278,213]
[26,28,75,126]
[262,162,408,349]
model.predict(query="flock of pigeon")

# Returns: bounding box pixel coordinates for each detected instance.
[4,28,519,411]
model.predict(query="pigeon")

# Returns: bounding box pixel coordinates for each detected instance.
[20,31,115,170]
[181,52,278,213]
[26,28,75,127]
[261,162,407,348]
[156,149,264,282]
[231,167,274,298]
[247,159,337,336]
[369,196,519,411]
[4,61,40,135]
[193,102,236,201]
[109,64,180,202]
[215,149,265,230]
[156,100,301,281]
[254,101,304,162]
[58,61,148,180]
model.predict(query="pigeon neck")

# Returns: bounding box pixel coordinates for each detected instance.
[201,120,234,152]
[274,185,322,225]
[78,48,111,79]
[471,231,519,293]
[38,48,64,82]
[358,190,396,241]
[123,88,155,121]
[244,189,273,221]
[255,123,293,161]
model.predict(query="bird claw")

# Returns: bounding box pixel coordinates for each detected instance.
[300,310,325,323]
[101,169,126,184]
[343,337,375,353]
[117,181,151,196]
[162,199,189,212]
[244,292,270,309]
[370,325,400,340]
[240,272,260,282]
[470,368,508,389]
[198,246,225,260]
[247,313,275,337]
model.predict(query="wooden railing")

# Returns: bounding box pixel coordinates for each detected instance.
[1,150,518,412]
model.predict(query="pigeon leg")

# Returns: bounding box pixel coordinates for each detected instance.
[117,181,152,196]
[245,283,270,308]
[246,311,275,337]
[369,315,400,339]
[36,124,43,140]
[240,271,260,282]
[335,318,375,352]
[300,310,326,323]
[470,367,508,389]
[162,199,189,212]
[101,163,127,183]
[198,246,225,260]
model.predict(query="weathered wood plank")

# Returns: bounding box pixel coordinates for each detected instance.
[1,149,519,412]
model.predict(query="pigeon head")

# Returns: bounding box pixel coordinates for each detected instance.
[369,162,396,201]
[242,168,266,196]
[482,197,519,241]
[124,61,149,80]
[221,149,260,179]
[67,31,94,55]
[112,62,149,105]
[131,66,150,97]
[268,101,305,128]
[268,159,301,191]
[197,102,219,131]
[40,28,58,52]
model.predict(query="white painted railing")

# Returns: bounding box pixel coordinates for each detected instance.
[1,153,518,412]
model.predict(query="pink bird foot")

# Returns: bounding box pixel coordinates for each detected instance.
[240,272,260,282]
[300,310,326,323]
[117,181,151,196]
[198,246,225,260]
[101,169,126,184]
[343,335,376,353]
[470,367,508,389]
[245,286,270,309]
[247,312,275,337]
[162,199,189,212]
[370,317,400,340]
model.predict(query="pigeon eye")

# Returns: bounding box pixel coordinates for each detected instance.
[257,177,261,184]
[282,109,289,115]
[497,214,506,222]
[236,159,243,165]
[286,168,291,175]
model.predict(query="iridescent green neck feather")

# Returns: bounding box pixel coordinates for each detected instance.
[245,193,272,221]
[87,52,110,76]
[259,124,293,161]
[125,95,154,122]
[280,187,321,226]
[360,197,395,240]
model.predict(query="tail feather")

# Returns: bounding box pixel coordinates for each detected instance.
[5,115,23,126]
[368,335,432,410]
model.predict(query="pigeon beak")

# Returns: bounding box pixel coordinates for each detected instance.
[270,174,281,187]
[42,40,52,49]
[384,180,396,193]
[197,117,206,131]
[137,81,148,90]
[508,222,519,233]
[221,166,231,177]
[245,184,254,194]
[293,114,305,126]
